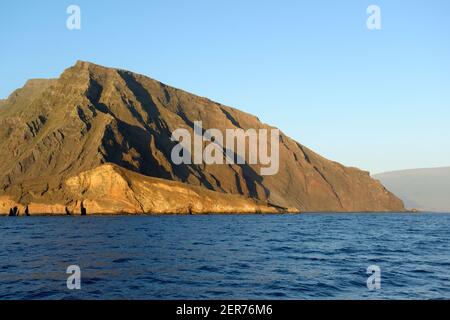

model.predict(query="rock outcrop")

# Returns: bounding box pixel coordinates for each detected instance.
[0,164,291,215]
[0,61,405,214]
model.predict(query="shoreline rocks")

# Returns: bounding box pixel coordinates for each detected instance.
[0,164,297,215]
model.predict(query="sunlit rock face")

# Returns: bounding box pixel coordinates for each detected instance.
[0,61,404,214]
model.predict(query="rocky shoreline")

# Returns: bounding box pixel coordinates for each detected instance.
[0,164,297,216]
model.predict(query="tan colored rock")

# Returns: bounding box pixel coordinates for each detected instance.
[66,164,293,214]
[1,164,293,215]
[0,196,66,215]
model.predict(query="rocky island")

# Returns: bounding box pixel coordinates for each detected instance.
[0,61,404,215]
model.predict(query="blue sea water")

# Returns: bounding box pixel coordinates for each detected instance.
[1,213,450,300]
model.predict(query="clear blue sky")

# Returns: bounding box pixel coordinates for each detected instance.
[1,0,449,174]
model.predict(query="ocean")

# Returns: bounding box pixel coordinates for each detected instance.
[1,213,449,300]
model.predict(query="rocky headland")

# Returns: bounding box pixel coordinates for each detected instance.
[0,61,405,215]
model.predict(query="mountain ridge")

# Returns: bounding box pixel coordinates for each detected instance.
[0,61,405,214]
[374,167,450,212]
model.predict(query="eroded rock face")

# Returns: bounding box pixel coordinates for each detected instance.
[68,164,294,214]
[0,196,67,215]
[0,61,405,213]
[0,164,290,215]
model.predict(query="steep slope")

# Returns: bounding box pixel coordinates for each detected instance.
[0,61,404,212]
[374,167,450,212]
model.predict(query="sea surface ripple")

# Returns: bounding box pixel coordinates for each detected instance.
[1,213,450,299]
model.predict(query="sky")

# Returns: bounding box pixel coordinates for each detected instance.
[0,0,449,174]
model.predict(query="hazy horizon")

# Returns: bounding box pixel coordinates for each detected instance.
[1,0,449,174]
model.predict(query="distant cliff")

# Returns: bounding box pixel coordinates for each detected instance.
[374,167,450,212]
[0,61,404,214]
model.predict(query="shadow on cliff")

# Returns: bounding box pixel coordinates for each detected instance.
[85,71,269,200]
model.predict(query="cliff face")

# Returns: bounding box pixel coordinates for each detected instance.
[1,164,288,214]
[0,61,404,213]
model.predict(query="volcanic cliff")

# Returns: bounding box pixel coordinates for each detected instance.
[0,61,404,214]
